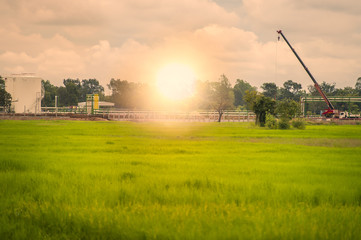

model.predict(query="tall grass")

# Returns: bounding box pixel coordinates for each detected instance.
[0,120,361,239]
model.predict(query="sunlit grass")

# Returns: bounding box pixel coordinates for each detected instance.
[0,120,361,239]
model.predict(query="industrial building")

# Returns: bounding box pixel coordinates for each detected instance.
[4,74,42,113]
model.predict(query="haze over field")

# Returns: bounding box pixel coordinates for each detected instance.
[1,0,361,89]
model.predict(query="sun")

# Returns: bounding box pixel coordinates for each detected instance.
[156,63,196,101]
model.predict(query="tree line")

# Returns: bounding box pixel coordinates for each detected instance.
[2,75,361,125]
[246,77,361,127]
[45,75,361,123]
[42,79,105,107]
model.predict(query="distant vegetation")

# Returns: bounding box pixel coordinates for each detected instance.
[42,78,105,107]
[40,76,361,115]
[0,76,12,112]
[2,74,360,123]
[0,121,360,239]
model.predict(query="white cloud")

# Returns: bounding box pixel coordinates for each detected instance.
[0,0,360,91]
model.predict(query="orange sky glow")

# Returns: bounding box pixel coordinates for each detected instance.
[1,0,361,91]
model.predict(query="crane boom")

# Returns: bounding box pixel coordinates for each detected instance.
[277,30,335,114]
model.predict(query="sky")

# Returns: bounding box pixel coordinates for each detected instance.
[1,0,361,92]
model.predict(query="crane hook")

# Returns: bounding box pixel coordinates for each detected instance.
[277,30,282,41]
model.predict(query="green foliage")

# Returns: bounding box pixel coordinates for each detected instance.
[108,79,151,109]
[275,99,299,130]
[334,86,358,96]
[0,89,11,112]
[42,78,106,107]
[36,75,361,114]
[278,118,291,129]
[233,79,256,107]
[292,118,306,130]
[306,80,361,114]
[0,121,361,239]
[0,76,5,89]
[279,80,305,101]
[0,76,12,112]
[62,79,81,106]
[356,77,361,94]
[265,112,277,129]
[208,75,235,122]
[41,80,57,107]
[80,79,105,102]
[319,81,336,95]
[244,91,276,126]
[276,99,301,120]
[55,86,67,107]
[261,82,278,99]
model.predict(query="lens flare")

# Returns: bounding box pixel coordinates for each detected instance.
[156,63,196,101]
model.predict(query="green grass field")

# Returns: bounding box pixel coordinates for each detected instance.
[1,120,361,239]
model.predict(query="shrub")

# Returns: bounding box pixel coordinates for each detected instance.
[292,118,306,130]
[265,112,277,129]
[278,118,290,129]
[276,99,301,120]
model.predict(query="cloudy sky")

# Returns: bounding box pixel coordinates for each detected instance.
[1,0,361,91]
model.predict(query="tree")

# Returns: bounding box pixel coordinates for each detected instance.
[332,86,360,113]
[209,74,235,122]
[320,81,336,95]
[108,79,142,109]
[233,79,256,107]
[244,90,276,127]
[306,81,334,114]
[279,80,304,100]
[41,80,58,107]
[275,99,301,130]
[41,79,106,107]
[62,79,81,106]
[356,77,361,93]
[56,87,68,107]
[80,79,105,102]
[307,81,361,113]
[261,82,278,99]
[354,77,361,112]
[0,76,12,112]
[308,81,336,96]
[333,87,358,97]
[276,99,301,120]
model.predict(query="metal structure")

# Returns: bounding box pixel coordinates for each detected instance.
[4,74,42,113]
[86,94,99,114]
[301,96,361,116]
[277,30,337,117]
[35,109,256,122]
[96,110,255,122]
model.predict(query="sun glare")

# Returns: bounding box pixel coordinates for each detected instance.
[156,63,196,101]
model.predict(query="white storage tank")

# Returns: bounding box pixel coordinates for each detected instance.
[4,74,42,113]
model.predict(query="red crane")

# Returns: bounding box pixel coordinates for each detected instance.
[277,30,337,118]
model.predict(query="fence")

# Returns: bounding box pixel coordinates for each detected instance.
[94,110,255,122]
[41,107,87,114]
[6,107,256,122]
